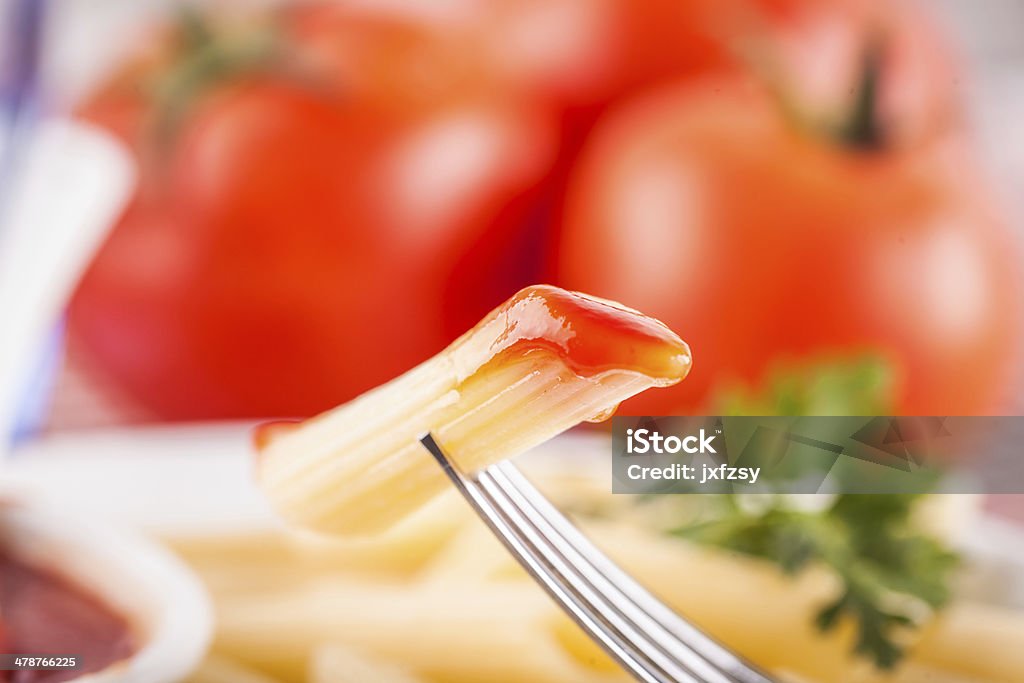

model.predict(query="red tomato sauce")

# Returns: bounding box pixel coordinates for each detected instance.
[474,285,691,383]
[0,553,135,683]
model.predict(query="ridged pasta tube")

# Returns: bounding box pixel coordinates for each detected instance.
[257,285,690,535]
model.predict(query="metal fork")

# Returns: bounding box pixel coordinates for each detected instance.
[420,433,776,683]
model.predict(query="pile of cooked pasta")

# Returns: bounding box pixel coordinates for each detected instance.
[173,468,1024,683]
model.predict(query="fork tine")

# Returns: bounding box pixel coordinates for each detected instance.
[420,434,675,683]
[478,465,736,683]
[490,461,775,683]
[421,435,776,683]
[475,466,711,683]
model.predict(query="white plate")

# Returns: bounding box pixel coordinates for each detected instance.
[5,422,278,537]
[6,423,1024,611]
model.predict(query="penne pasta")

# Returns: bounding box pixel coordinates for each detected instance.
[185,654,281,683]
[846,663,985,683]
[309,644,424,683]
[170,493,469,588]
[177,520,1024,683]
[574,522,894,682]
[213,579,630,683]
[581,522,1023,683]
[912,602,1024,681]
[419,517,521,585]
[168,465,1024,683]
[256,285,690,535]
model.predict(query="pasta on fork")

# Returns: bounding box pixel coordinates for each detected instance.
[257,285,690,535]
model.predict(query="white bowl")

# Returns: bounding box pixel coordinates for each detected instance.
[0,500,212,682]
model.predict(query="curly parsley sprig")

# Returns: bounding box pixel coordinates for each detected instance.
[673,356,960,669]
[674,493,957,668]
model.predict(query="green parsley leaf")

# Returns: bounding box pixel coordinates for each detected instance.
[673,355,960,669]
[716,354,894,417]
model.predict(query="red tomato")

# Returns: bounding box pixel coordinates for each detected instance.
[556,78,1020,416]
[456,0,958,126]
[70,8,557,420]
[279,0,728,113]
[289,0,957,142]
[755,0,961,146]
[464,0,731,112]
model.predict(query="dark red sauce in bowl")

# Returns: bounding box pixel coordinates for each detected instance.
[0,553,135,683]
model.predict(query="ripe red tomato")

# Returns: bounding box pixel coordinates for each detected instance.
[70,8,557,420]
[753,0,961,146]
[463,0,731,112]
[556,78,1020,416]
[457,0,957,124]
